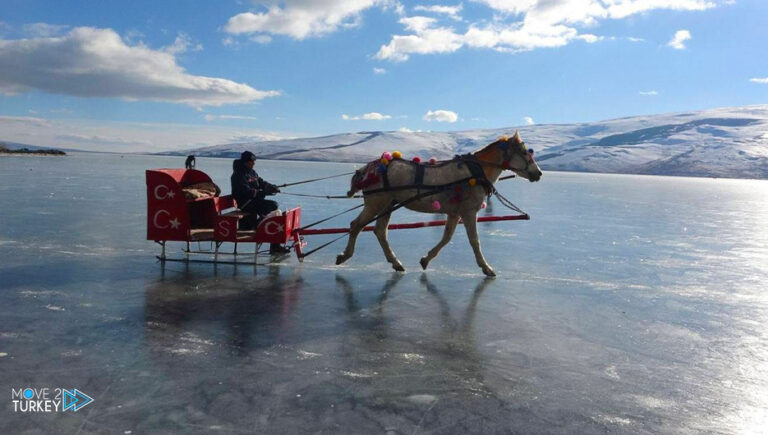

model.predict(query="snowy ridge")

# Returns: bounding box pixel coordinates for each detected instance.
[171,105,768,179]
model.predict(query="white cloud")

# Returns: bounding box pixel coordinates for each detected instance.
[627,37,645,42]
[342,112,392,120]
[224,0,397,40]
[667,29,691,50]
[523,116,535,125]
[22,23,69,37]
[0,27,280,106]
[222,36,237,47]
[373,67,387,74]
[639,90,659,95]
[204,114,260,121]
[413,4,463,21]
[250,34,273,44]
[378,1,718,61]
[423,109,458,123]
[749,77,768,84]
[377,14,599,61]
[0,115,52,127]
[163,32,203,55]
[397,126,413,132]
[473,0,715,21]
[376,17,463,62]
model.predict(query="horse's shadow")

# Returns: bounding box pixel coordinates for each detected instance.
[419,274,493,337]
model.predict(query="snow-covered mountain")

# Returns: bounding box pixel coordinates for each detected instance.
[169,106,768,179]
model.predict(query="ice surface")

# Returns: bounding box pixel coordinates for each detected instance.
[1,154,767,433]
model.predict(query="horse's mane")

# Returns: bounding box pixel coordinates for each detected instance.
[472,136,508,156]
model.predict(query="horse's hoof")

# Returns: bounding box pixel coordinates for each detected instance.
[419,257,429,270]
[335,254,347,265]
[393,263,405,272]
[482,267,496,277]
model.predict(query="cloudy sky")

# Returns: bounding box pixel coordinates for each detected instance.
[1,0,766,151]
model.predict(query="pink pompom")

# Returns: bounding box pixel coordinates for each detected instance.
[428,157,437,165]
[381,152,393,161]
[481,201,487,209]
[431,200,441,211]
[412,156,421,163]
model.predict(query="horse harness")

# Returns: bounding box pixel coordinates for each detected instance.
[362,153,493,198]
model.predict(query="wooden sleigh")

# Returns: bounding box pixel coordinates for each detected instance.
[146,168,300,264]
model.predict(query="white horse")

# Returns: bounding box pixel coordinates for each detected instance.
[337,131,542,276]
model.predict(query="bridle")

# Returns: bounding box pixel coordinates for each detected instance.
[474,140,536,174]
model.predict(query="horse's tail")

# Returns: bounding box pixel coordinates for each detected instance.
[347,167,365,197]
[347,161,378,197]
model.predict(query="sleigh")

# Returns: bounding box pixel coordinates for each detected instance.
[146,168,300,264]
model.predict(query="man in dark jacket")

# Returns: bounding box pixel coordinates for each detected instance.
[231,151,288,253]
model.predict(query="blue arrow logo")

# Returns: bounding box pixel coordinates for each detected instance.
[62,389,94,412]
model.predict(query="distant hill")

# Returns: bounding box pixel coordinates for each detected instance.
[0,141,66,155]
[167,105,768,179]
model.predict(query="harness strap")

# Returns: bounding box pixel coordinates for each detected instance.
[382,167,390,191]
[362,177,474,196]
[414,164,425,187]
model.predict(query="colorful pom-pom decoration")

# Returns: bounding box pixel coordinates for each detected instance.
[378,163,387,172]
[380,157,389,165]
[431,200,441,211]
[481,201,487,209]
[381,152,393,161]
[428,157,437,165]
[468,178,476,187]
[412,156,421,163]
[392,151,402,159]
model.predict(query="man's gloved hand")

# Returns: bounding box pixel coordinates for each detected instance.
[264,182,280,195]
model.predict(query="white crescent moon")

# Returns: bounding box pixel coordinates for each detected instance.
[264,220,282,235]
[154,184,170,200]
[153,210,170,229]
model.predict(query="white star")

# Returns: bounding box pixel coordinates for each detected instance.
[169,217,180,229]
[167,191,175,199]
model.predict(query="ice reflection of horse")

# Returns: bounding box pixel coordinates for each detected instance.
[339,132,542,276]
[332,275,515,432]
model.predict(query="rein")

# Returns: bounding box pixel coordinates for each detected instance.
[277,171,356,188]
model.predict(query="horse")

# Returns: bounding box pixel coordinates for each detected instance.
[337,130,542,276]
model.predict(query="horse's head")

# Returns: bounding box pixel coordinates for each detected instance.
[498,130,542,182]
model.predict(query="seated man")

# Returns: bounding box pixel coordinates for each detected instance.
[231,151,288,254]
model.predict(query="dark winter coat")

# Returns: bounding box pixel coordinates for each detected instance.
[230,159,279,207]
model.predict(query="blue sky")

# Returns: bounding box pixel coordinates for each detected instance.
[1,0,767,151]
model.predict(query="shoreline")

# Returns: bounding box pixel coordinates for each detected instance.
[0,151,66,157]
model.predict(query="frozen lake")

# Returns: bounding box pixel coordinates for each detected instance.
[1,153,767,433]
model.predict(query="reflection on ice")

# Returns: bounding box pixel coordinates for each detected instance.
[1,154,768,433]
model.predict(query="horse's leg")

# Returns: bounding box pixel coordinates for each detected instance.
[460,210,495,276]
[419,214,459,270]
[336,202,385,265]
[373,211,405,272]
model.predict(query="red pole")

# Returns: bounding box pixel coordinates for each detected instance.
[296,214,529,236]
